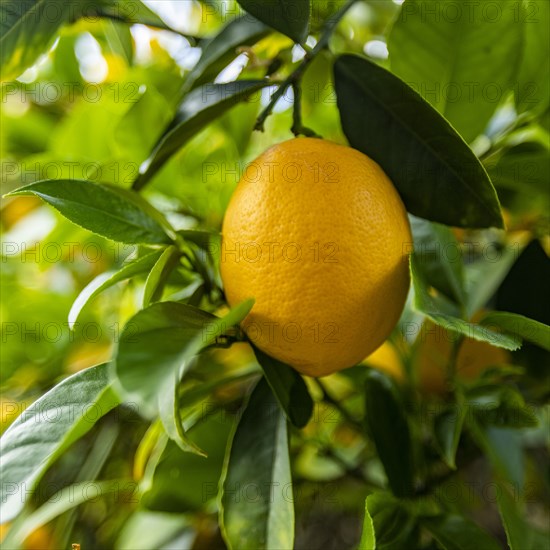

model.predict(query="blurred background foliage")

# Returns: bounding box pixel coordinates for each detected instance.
[1,0,549,549]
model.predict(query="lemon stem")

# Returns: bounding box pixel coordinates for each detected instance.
[254,0,360,132]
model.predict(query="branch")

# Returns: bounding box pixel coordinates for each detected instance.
[254,0,360,132]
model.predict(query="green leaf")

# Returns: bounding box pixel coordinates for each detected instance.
[364,492,418,549]
[69,249,165,327]
[497,486,530,550]
[116,512,192,550]
[515,0,550,113]
[486,143,550,197]
[6,179,172,244]
[114,88,173,160]
[103,19,134,64]
[333,54,503,228]
[94,0,174,30]
[113,300,254,417]
[143,245,181,307]
[183,15,269,93]
[1,0,78,81]
[364,370,414,497]
[463,243,524,319]
[410,216,465,305]
[0,364,119,522]
[237,0,309,43]
[253,347,313,428]
[480,311,550,351]
[133,80,269,190]
[467,419,525,488]
[389,0,523,143]
[410,253,522,350]
[220,378,294,550]
[467,385,538,428]
[434,400,467,469]
[358,499,375,550]
[422,514,502,550]
[158,370,206,457]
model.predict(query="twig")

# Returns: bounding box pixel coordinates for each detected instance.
[254,0,360,132]
[291,82,320,137]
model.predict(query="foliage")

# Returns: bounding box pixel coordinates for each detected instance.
[1,0,549,548]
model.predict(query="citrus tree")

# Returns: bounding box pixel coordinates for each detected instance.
[1,1,549,549]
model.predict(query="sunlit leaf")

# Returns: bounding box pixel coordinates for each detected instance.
[7,180,172,244]
[113,300,254,417]
[389,0,523,142]
[69,249,165,327]
[0,364,119,522]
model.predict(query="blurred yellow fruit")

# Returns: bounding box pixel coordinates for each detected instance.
[363,341,405,383]
[415,320,510,394]
[0,523,53,549]
[221,138,412,377]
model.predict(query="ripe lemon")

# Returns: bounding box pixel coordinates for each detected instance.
[415,320,510,393]
[220,138,412,377]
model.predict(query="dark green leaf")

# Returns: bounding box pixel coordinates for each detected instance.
[410,216,465,305]
[422,514,501,550]
[467,419,525,488]
[7,179,172,244]
[69,249,165,327]
[253,347,313,428]
[0,364,119,522]
[464,243,523,318]
[497,486,531,550]
[1,0,78,81]
[410,253,521,350]
[515,0,550,113]
[389,0,523,142]
[237,0,309,43]
[364,492,418,549]
[113,300,254,417]
[133,81,269,190]
[486,144,550,197]
[183,16,269,93]
[467,385,538,428]
[434,401,466,469]
[364,370,414,497]
[220,378,294,550]
[333,54,503,228]
[143,245,181,307]
[480,311,550,351]
[94,0,174,30]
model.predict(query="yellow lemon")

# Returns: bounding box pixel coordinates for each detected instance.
[220,138,412,376]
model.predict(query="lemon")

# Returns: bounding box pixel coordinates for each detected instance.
[220,138,412,376]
